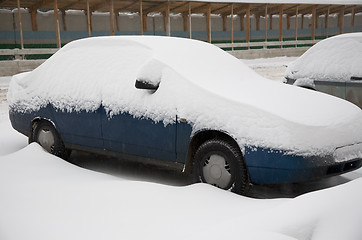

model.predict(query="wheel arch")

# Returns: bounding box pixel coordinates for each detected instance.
[184,129,243,174]
[29,117,57,143]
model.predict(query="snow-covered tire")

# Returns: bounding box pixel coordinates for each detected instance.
[194,139,249,195]
[31,121,69,159]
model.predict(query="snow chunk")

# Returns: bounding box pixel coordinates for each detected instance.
[293,78,315,89]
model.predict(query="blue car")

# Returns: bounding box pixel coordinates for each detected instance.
[8,36,362,194]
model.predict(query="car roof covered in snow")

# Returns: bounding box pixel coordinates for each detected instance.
[285,33,362,82]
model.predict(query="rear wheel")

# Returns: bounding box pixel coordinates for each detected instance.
[31,121,69,159]
[194,139,249,195]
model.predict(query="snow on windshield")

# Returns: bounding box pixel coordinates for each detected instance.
[285,33,362,82]
[7,36,362,156]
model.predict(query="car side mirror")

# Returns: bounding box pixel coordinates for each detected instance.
[135,58,165,92]
[135,79,159,90]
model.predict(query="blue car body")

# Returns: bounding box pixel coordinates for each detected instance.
[9,104,362,184]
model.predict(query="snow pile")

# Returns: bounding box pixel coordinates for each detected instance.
[285,33,362,82]
[8,36,362,156]
[0,141,362,240]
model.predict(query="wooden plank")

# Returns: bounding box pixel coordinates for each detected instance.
[213,3,231,15]
[140,0,143,35]
[31,9,38,31]
[183,13,187,31]
[311,6,316,40]
[255,14,260,31]
[29,0,53,11]
[86,0,91,37]
[279,5,283,45]
[246,4,250,44]
[269,14,272,30]
[116,1,139,13]
[115,12,120,32]
[222,15,227,31]
[339,7,344,34]
[192,3,210,14]
[143,14,147,32]
[231,3,234,47]
[90,1,108,12]
[110,0,115,35]
[54,0,61,48]
[163,2,171,36]
[61,9,66,31]
[206,3,211,43]
[325,6,329,37]
[16,0,23,50]
[287,14,290,29]
[188,2,192,39]
[144,2,168,14]
[295,6,298,46]
[164,2,170,36]
[170,2,189,13]
[264,5,267,45]
[240,13,244,31]
[61,0,82,11]
[351,7,355,32]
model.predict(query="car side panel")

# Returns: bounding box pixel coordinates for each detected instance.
[314,80,346,99]
[101,110,177,162]
[52,106,104,148]
[346,80,362,109]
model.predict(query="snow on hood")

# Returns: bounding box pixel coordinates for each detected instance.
[8,36,362,156]
[285,33,362,82]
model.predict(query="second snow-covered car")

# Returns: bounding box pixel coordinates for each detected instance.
[8,36,362,194]
[284,33,362,108]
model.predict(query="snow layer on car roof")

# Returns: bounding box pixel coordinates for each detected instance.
[8,36,362,156]
[285,33,362,82]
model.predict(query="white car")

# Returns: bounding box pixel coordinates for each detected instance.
[8,36,362,194]
[284,33,362,108]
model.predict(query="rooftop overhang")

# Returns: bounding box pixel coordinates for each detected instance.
[0,0,361,16]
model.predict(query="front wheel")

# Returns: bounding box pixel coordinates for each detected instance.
[194,139,249,195]
[31,121,69,159]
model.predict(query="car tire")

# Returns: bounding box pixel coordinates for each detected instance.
[31,121,69,159]
[194,139,249,195]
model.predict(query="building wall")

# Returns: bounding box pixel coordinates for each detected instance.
[0,8,361,46]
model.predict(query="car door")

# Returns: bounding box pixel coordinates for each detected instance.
[101,111,177,162]
[52,107,104,148]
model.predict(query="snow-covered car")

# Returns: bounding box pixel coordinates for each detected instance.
[8,36,362,194]
[284,33,362,108]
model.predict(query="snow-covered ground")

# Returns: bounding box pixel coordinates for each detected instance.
[1,57,362,240]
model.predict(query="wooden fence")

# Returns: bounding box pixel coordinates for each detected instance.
[0,39,320,60]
